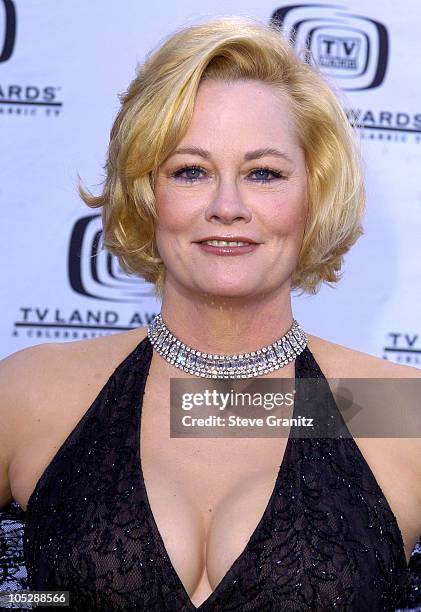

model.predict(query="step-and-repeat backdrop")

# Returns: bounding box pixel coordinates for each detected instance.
[1,0,420,363]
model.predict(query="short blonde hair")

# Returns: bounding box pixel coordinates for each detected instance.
[79,16,365,298]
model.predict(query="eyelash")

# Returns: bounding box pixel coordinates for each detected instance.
[171,164,286,184]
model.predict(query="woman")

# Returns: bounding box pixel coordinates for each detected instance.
[1,15,420,612]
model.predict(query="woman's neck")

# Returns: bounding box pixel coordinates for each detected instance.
[159,283,294,355]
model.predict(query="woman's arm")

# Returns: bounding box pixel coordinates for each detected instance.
[0,351,20,510]
[0,345,52,510]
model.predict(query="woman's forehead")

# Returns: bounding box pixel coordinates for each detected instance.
[178,80,301,154]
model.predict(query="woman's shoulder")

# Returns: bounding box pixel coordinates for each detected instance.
[0,329,150,509]
[0,327,149,431]
[0,329,149,477]
[0,327,149,378]
[307,334,421,484]
[306,333,421,379]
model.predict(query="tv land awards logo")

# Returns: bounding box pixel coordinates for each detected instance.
[271,4,421,143]
[68,215,155,303]
[383,332,421,366]
[344,108,421,142]
[12,306,157,341]
[11,215,157,340]
[0,0,15,63]
[271,3,388,91]
[0,0,63,117]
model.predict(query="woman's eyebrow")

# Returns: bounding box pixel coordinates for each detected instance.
[243,148,293,163]
[169,146,211,159]
[168,146,293,163]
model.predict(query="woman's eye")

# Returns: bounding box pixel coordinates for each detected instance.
[170,165,285,183]
[249,167,284,183]
[171,165,206,182]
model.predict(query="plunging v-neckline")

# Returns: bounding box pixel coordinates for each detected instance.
[135,335,306,611]
[21,331,412,610]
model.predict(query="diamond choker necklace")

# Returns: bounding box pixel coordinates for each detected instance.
[147,313,308,379]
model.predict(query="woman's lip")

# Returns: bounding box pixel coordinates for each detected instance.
[195,242,259,256]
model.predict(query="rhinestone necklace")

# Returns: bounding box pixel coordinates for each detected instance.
[147,313,308,378]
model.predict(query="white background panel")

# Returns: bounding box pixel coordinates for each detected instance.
[1,1,420,367]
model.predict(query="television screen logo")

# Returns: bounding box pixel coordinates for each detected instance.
[383,332,420,366]
[69,215,155,303]
[0,0,16,62]
[271,4,389,90]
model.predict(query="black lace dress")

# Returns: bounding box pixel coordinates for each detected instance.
[1,336,420,611]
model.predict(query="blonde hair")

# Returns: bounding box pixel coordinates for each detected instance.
[79,16,365,298]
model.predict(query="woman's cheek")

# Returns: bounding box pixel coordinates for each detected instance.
[264,198,306,233]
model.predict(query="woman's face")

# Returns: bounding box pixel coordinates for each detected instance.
[154,79,308,299]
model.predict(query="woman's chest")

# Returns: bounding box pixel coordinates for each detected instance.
[140,386,290,605]
[11,371,420,609]
[138,386,418,606]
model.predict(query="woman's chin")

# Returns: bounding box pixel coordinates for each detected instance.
[190,277,266,300]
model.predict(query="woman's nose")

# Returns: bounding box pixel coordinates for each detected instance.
[204,180,252,224]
